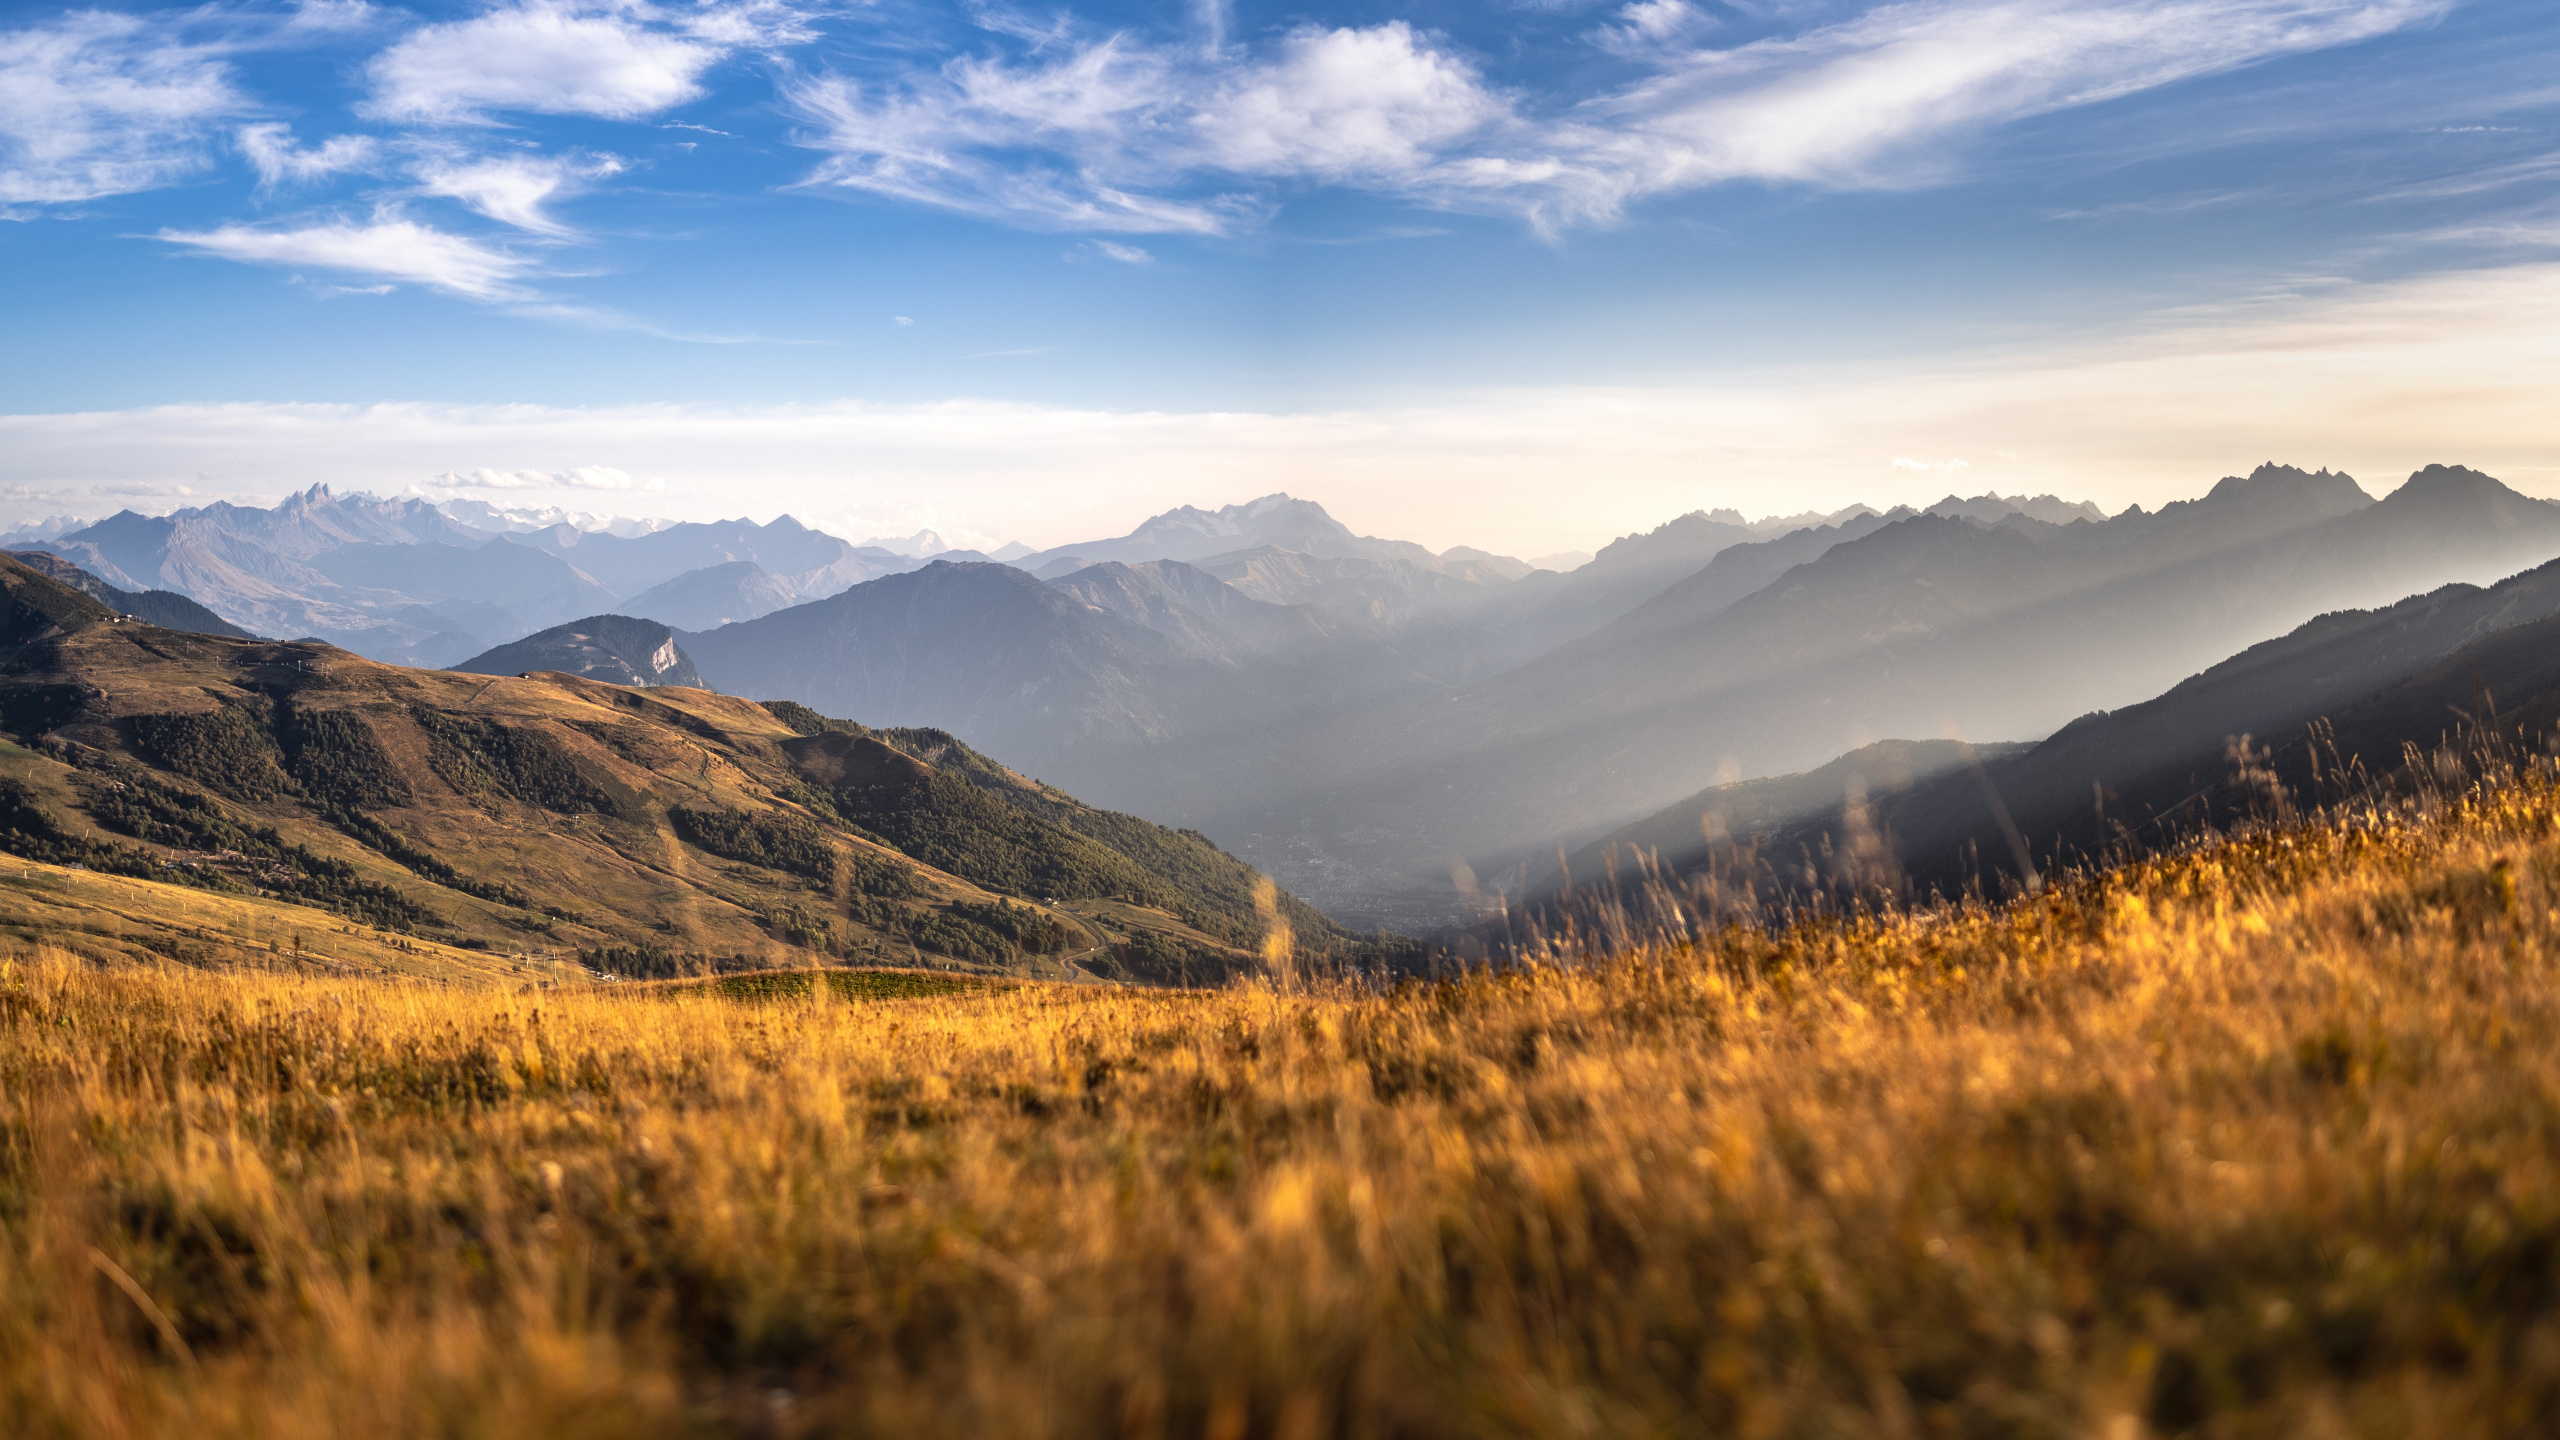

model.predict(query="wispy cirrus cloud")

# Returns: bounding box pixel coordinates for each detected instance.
[788,20,1501,234]
[1496,0,2454,226]
[788,0,2451,235]
[0,11,242,206]
[1079,239,1153,264]
[412,150,625,235]
[156,214,535,301]
[432,464,659,491]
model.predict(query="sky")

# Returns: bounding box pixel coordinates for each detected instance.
[1,0,2555,555]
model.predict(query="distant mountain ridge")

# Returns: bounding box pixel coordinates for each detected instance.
[519,513,911,601]
[452,615,706,689]
[26,490,933,671]
[1018,493,1530,581]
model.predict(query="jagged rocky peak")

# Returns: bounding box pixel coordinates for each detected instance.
[2200,463,2373,512]
[1922,492,2109,526]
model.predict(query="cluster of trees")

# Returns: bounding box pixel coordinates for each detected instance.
[668,805,837,884]
[944,898,1072,954]
[123,702,545,916]
[0,770,437,933]
[410,707,642,819]
[1097,929,1260,987]
[128,705,297,801]
[581,943,758,980]
[281,705,412,810]
[325,806,533,910]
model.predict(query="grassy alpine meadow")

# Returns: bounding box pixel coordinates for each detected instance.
[8,770,2560,1437]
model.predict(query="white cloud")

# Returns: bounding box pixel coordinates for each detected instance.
[362,2,722,124]
[1593,0,1718,57]
[91,482,200,498]
[1084,239,1153,264]
[433,465,657,490]
[237,122,379,188]
[156,215,535,301]
[412,151,624,235]
[1192,24,1502,179]
[10,259,2559,556]
[0,11,241,206]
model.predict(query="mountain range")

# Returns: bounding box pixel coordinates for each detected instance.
[25,466,2560,936]
[26,489,935,668]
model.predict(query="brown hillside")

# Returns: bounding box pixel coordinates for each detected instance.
[0,554,1292,984]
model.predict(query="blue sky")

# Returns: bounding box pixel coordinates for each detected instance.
[2,0,2556,553]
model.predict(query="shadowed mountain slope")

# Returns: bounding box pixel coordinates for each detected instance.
[452,615,707,689]
[1753,551,2560,900]
[1047,559,1329,658]
[8,550,256,639]
[622,560,801,630]
[680,560,1187,755]
[676,559,1460,871]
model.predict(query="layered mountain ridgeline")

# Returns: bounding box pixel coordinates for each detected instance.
[1775,550,2560,901]
[1532,543,2560,927]
[24,489,923,670]
[1311,464,2560,923]
[517,513,915,608]
[452,614,706,688]
[0,554,1375,986]
[6,550,256,639]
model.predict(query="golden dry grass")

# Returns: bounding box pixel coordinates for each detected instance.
[8,771,2560,1437]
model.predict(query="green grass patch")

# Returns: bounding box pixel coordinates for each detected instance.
[667,968,990,1003]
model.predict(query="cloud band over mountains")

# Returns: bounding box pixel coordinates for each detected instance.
[5,259,2553,555]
